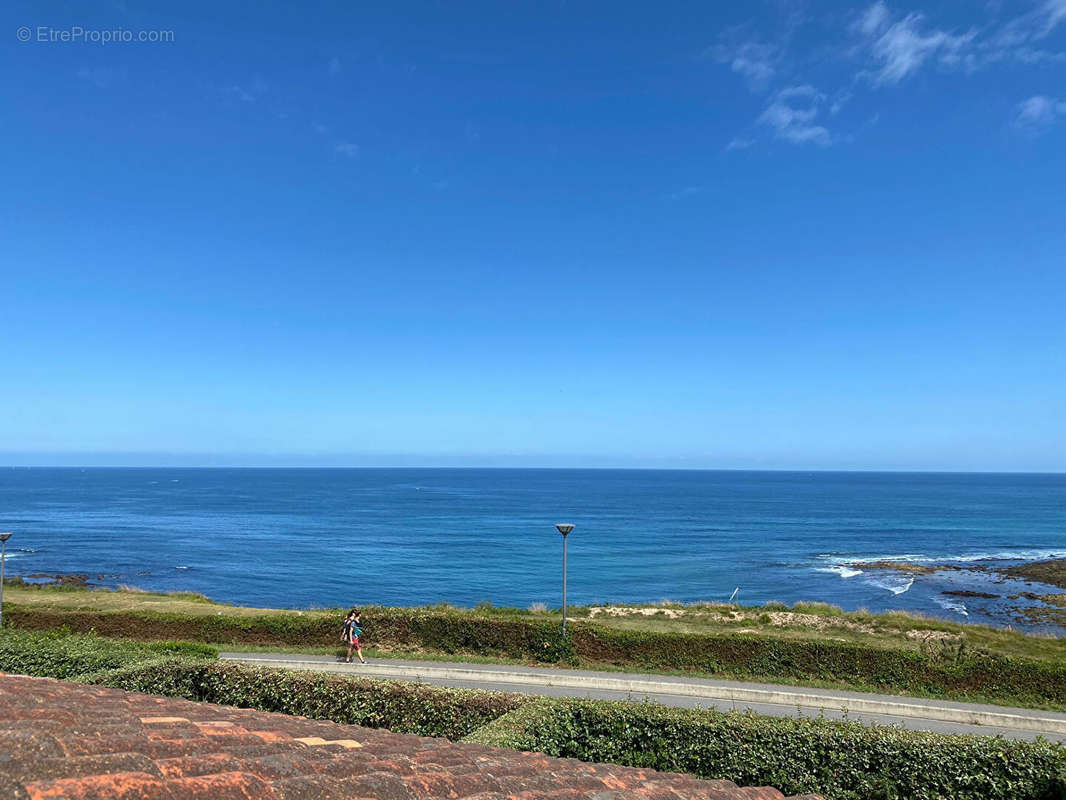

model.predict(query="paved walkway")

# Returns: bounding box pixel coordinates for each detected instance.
[221,652,1066,742]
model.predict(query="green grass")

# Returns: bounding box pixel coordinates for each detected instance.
[3,624,1061,800]
[7,581,1060,657]
[6,579,1065,661]
[6,582,1066,710]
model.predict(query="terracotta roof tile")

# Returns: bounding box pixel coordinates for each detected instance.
[0,674,820,800]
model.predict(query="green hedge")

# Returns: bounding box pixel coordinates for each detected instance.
[467,698,1066,800]
[9,604,1066,708]
[88,659,532,741]
[0,628,216,680]
[3,606,578,663]
[4,626,1065,799]
[570,626,1066,708]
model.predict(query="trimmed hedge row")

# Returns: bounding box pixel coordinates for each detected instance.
[466,698,1066,800]
[571,626,1066,707]
[9,604,1066,708]
[3,606,577,663]
[86,659,532,741]
[0,628,215,680]
[4,628,1065,799]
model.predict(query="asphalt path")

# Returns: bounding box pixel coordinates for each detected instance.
[220,652,1066,743]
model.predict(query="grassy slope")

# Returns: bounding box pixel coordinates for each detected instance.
[5,582,1064,663]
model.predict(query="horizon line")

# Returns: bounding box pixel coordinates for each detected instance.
[2,463,1063,476]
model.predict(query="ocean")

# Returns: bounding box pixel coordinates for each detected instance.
[1,468,1064,631]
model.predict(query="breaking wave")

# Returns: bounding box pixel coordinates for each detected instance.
[815,565,863,578]
[864,576,914,595]
[836,549,1066,566]
[935,597,969,616]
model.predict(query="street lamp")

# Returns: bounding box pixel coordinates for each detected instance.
[0,533,11,630]
[555,524,574,634]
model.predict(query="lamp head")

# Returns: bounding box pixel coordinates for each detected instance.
[0,533,11,543]
[555,523,574,536]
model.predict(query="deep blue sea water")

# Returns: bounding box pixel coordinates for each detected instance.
[1,468,1064,630]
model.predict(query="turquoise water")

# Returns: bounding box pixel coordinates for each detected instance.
[1,468,1064,630]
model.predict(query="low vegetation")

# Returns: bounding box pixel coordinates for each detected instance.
[5,582,1066,709]
[3,628,1064,799]
[0,628,215,679]
[90,658,531,741]
[467,698,1066,800]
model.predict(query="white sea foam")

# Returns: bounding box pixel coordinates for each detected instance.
[935,597,969,616]
[175,565,189,570]
[815,566,863,578]
[837,553,926,565]
[864,576,914,595]
[838,549,1066,566]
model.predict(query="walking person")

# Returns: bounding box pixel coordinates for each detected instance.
[341,608,366,664]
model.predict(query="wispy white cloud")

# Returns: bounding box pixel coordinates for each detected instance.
[855,4,977,86]
[335,142,360,158]
[1010,47,1066,63]
[1013,95,1066,131]
[830,90,852,115]
[997,0,1066,47]
[708,38,780,91]
[758,85,833,146]
[985,0,1066,63]
[726,136,755,151]
[717,3,1066,150]
[856,1,891,36]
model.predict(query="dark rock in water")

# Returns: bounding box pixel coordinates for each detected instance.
[999,559,1066,589]
[942,589,999,599]
[22,573,92,587]
[850,560,937,575]
[850,560,980,576]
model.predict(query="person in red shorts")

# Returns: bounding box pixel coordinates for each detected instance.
[342,609,366,664]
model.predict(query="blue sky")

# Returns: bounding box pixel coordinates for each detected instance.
[2,1,1064,470]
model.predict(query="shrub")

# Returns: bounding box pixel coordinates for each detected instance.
[88,659,531,741]
[0,628,216,679]
[9,604,1066,708]
[568,626,1066,708]
[467,697,1066,800]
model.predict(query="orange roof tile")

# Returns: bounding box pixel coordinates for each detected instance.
[0,674,820,800]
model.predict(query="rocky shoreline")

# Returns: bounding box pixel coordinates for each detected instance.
[850,558,1066,629]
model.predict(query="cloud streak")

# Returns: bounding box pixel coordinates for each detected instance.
[709,38,780,91]
[758,86,833,146]
[855,3,976,86]
[1014,95,1066,131]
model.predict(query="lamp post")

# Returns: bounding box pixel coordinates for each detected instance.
[555,524,574,634]
[0,533,11,629]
